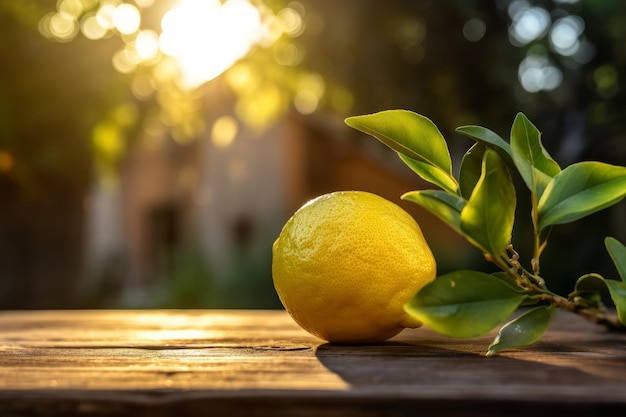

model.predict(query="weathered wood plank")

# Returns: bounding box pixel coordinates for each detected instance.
[0,309,625,416]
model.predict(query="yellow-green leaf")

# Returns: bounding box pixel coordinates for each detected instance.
[399,154,459,194]
[402,190,466,235]
[345,110,457,192]
[460,149,516,256]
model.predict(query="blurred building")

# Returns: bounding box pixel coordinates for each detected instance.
[83,110,470,308]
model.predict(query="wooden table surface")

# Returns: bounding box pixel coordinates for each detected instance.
[1,309,625,416]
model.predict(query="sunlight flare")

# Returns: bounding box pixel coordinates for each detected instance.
[159,0,264,89]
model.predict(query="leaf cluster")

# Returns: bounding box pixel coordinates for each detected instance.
[345,110,626,355]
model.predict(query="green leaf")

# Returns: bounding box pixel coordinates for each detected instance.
[490,272,539,307]
[606,237,626,283]
[399,154,459,193]
[455,125,515,168]
[459,143,486,199]
[605,280,626,325]
[460,149,516,256]
[490,272,524,292]
[404,270,527,338]
[486,306,554,356]
[345,110,457,192]
[575,273,626,325]
[537,162,626,231]
[510,113,561,199]
[402,190,466,235]
[570,273,607,313]
[574,273,609,293]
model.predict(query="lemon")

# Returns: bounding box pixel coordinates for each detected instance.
[272,191,436,343]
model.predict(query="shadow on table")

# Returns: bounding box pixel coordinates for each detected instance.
[314,340,626,416]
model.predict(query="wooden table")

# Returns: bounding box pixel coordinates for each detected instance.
[1,309,625,416]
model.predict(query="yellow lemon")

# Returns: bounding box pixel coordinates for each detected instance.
[272,191,436,343]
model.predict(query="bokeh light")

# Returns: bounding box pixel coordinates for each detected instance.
[594,65,619,98]
[463,18,486,42]
[135,30,160,62]
[294,73,325,115]
[81,13,108,39]
[37,0,313,145]
[112,3,140,35]
[518,54,563,93]
[95,3,116,31]
[509,3,550,46]
[506,1,596,93]
[211,116,239,149]
[549,16,582,55]
[0,151,14,173]
[276,6,304,37]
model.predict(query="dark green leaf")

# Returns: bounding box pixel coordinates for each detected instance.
[460,149,516,256]
[399,154,459,193]
[459,143,486,199]
[404,270,527,338]
[402,190,466,235]
[345,110,457,192]
[575,273,609,293]
[490,272,539,306]
[510,113,561,199]
[486,306,554,356]
[575,273,626,325]
[455,125,514,168]
[490,272,524,292]
[571,292,603,310]
[606,237,626,283]
[568,273,603,309]
[537,162,626,231]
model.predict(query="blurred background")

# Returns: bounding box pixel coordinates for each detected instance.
[0,0,624,309]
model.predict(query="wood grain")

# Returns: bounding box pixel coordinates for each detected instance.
[1,309,625,416]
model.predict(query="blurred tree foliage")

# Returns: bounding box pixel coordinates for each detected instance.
[0,0,624,307]
[0,1,133,307]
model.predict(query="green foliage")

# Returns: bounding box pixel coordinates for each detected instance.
[486,306,555,356]
[345,111,458,193]
[606,237,626,282]
[458,144,486,199]
[404,270,527,338]
[510,113,561,200]
[537,162,626,231]
[455,126,514,169]
[346,110,626,355]
[402,190,465,235]
[459,149,516,257]
[573,238,626,325]
[573,273,626,325]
